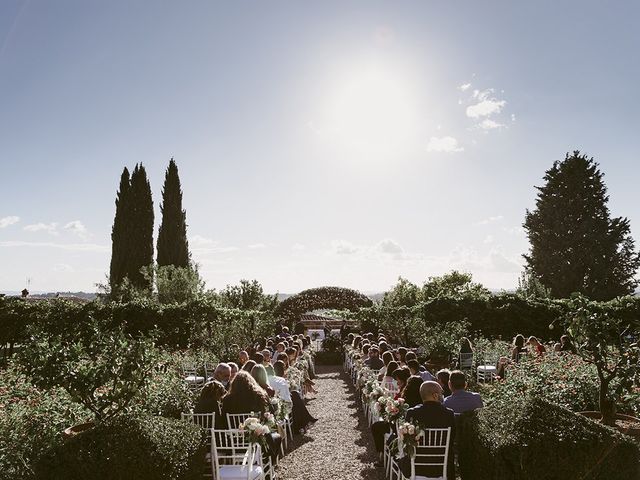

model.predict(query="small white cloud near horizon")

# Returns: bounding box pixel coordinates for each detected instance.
[459,83,471,91]
[427,136,464,153]
[52,263,74,272]
[0,240,108,252]
[0,216,20,228]
[248,243,267,250]
[64,220,89,240]
[292,243,306,251]
[331,239,360,255]
[189,235,239,255]
[377,238,404,255]
[24,222,59,235]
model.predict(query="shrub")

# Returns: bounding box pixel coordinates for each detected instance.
[36,412,206,480]
[458,395,639,480]
[0,366,88,480]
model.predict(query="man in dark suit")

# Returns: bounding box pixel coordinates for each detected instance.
[403,381,456,480]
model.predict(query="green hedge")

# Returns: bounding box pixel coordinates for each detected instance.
[458,395,639,480]
[35,413,206,480]
[0,296,276,353]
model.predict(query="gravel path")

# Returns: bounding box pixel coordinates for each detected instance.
[276,365,386,480]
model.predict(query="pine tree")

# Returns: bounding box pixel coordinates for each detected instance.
[109,167,131,292]
[523,151,640,300]
[157,158,190,268]
[127,164,155,291]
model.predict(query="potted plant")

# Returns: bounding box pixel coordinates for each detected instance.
[564,295,640,433]
[19,317,158,435]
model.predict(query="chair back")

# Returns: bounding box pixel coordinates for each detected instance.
[181,412,216,430]
[210,428,260,480]
[459,352,473,369]
[410,427,451,480]
[226,412,255,429]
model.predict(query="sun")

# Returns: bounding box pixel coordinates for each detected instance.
[317,60,422,157]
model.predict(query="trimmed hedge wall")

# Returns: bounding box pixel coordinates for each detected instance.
[35,413,206,480]
[0,297,276,355]
[458,396,639,480]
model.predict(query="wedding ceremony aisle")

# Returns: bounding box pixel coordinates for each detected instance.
[277,365,386,480]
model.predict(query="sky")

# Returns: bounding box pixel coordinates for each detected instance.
[1,1,639,294]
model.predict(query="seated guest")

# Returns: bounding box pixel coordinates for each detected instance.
[242,360,257,373]
[382,361,399,389]
[262,349,275,376]
[459,336,473,354]
[511,334,528,362]
[397,347,408,366]
[392,366,411,398]
[364,345,384,370]
[443,370,483,414]
[221,371,282,464]
[378,350,395,381]
[553,342,562,353]
[407,359,435,382]
[238,350,249,368]
[528,336,546,356]
[272,342,286,363]
[560,334,577,354]
[403,375,424,408]
[212,363,231,390]
[251,364,276,397]
[253,352,265,365]
[281,326,291,338]
[495,356,509,380]
[404,381,456,480]
[228,362,239,383]
[269,360,292,403]
[194,380,227,428]
[436,369,452,397]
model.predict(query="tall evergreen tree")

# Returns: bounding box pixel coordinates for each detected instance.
[109,167,131,292]
[523,151,640,300]
[127,164,155,291]
[157,158,190,268]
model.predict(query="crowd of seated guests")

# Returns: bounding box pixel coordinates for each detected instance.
[347,331,484,480]
[191,330,319,463]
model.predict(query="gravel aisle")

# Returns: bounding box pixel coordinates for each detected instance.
[276,365,386,480]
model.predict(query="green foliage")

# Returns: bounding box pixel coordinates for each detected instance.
[0,366,88,480]
[458,395,639,480]
[421,270,490,300]
[381,277,420,308]
[216,279,278,312]
[18,318,158,421]
[481,355,600,413]
[516,270,551,299]
[151,264,206,304]
[109,167,131,293]
[275,286,372,323]
[563,295,640,424]
[524,151,640,300]
[35,412,206,480]
[157,158,190,269]
[109,164,155,295]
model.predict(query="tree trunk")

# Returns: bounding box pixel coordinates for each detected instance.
[598,373,616,426]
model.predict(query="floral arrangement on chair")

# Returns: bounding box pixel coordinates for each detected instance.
[239,416,271,448]
[389,421,424,458]
[377,396,408,423]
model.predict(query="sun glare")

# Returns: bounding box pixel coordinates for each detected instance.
[317,61,422,157]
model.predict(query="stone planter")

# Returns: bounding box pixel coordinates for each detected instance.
[63,421,95,438]
[578,411,640,437]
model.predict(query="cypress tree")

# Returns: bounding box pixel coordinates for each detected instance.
[157,158,190,268]
[109,167,131,292]
[523,151,640,300]
[127,164,155,291]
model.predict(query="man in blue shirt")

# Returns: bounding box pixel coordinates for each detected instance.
[443,370,483,414]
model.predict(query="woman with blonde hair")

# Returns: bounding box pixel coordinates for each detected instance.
[528,336,546,356]
[251,364,276,397]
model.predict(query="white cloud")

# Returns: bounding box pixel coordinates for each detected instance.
[459,83,471,91]
[188,235,238,255]
[331,239,359,255]
[377,239,403,255]
[0,216,20,228]
[479,119,505,130]
[466,98,506,118]
[511,113,516,122]
[484,235,494,244]
[0,241,108,252]
[427,136,464,153]
[189,235,216,246]
[292,243,306,251]
[24,222,59,235]
[474,215,504,226]
[248,243,267,250]
[63,220,89,240]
